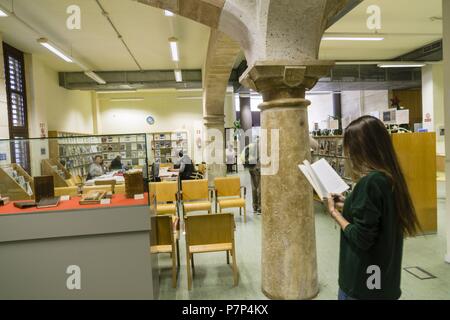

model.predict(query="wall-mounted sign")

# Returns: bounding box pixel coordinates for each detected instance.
[424,113,432,123]
[0,153,7,161]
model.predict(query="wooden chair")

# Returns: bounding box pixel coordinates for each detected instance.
[82,185,113,194]
[184,213,238,290]
[152,181,179,216]
[150,215,180,288]
[94,179,117,193]
[54,186,79,197]
[214,176,247,222]
[181,180,212,217]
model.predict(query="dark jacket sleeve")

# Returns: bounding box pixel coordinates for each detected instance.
[343,175,384,251]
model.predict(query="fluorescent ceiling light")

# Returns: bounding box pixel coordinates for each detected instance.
[169,37,179,62]
[378,62,425,68]
[37,38,73,63]
[174,70,182,82]
[164,10,174,16]
[84,71,107,84]
[322,36,384,41]
[110,98,144,102]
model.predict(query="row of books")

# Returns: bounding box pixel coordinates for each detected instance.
[60,143,146,157]
[57,135,146,145]
[152,132,187,141]
[314,139,344,157]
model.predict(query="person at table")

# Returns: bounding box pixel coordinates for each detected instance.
[169,151,193,180]
[110,155,123,170]
[87,155,104,180]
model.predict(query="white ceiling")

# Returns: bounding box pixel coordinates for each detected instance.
[321,0,443,60]
[0,0,444,73]
[0,0,210,71]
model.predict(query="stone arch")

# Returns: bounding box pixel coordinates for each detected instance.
[135,0,225,28]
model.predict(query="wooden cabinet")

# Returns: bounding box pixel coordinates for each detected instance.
[392,133,437,234]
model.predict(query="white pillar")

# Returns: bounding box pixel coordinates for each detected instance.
[422,64,445,154]
[443,0,450,264]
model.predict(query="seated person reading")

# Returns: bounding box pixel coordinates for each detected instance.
[87,155,104,180]
[110,155,123,170]
[169,151,194,180]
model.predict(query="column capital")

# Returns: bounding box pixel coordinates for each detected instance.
[203,114,225,126]
[239,60,334,110]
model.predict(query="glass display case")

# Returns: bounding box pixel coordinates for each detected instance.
[0,133,150,214]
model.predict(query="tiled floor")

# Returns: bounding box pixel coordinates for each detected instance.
[158,171,450,300]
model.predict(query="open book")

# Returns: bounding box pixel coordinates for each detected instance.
[298,158,350,200]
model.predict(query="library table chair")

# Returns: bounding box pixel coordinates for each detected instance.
[180,179,212,217]
[214,176,247,223]
[150,215,180,288]
[151,181,179,216]
[184,213,238,290]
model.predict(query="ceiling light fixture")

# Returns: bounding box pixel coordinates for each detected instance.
[322,36,384,41]
[110,97,144,102]
[37,38,73,63]
[164,10,174,16]
[84,71,107,85]
[377,62,426,68]
[174,70,183,82]
[169,37,179,62]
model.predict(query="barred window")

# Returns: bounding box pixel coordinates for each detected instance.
[3,43,30,173]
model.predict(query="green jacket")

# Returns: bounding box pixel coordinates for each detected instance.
[339,171,403,300]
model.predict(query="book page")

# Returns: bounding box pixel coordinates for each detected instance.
[311,158,349,195]
[299,161,328,200]
[299,165,321,198]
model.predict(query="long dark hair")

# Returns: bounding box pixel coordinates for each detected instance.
[343,116,421,236]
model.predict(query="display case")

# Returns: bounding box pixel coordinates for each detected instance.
[0,133,150,214]
[0,134,158,299]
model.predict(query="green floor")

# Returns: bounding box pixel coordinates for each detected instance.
[158,172,450,300]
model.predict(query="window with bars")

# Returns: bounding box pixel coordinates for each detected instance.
[3,43,30,173]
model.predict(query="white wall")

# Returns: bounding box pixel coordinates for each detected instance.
[307,90,389,130]
[341,90,389,127]
[442,0,450,264]
[307,93,334,130]
[26,56,93,136]
[24,55,93,175]
[97,90,235,163]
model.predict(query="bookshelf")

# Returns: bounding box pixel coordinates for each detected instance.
[41,158,74,188]
[311,136,352,183]
[149,131,188,163]
[48,131,147,177]
[0,163,34,201]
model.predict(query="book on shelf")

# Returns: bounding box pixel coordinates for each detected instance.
[298,158,349,200]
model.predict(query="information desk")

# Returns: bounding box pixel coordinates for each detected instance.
[0,194,159,299]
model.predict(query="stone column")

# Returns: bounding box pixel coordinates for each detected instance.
[203,114,226,186]
[241,61,333,300]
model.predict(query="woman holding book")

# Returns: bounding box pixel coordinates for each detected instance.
[324,115,420,300]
